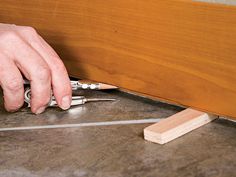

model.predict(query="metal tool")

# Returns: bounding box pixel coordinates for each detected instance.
[70,80,100,90]
[24,79,118,90]
[70,80,118,90]
[24,88,116,108]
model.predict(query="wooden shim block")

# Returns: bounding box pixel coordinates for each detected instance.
[1,1,236,119]
[144,108,217,144]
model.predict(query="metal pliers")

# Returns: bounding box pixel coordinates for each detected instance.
[23,80,116,108]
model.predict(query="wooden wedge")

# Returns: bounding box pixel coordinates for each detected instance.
[144,108,218,144]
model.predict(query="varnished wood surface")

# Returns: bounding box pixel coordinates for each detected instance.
[0,0,236,118]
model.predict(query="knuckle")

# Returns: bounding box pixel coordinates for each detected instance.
[5,77,23,92]
[53,59,67,73]
[36,66,51,81]
[21,26,37,36]
[32,94,51,108]
[0,31,20,43]
[34,96,50,105]
[5,102,23,112]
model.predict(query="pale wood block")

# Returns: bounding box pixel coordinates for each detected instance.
[144,108,218,144]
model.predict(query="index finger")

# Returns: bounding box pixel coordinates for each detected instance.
[17,27,72,110]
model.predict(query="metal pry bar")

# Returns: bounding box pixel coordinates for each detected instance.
[24,88,116,108]
[48,96,116,107]
[24,79,118,90]
[70,80,118,90]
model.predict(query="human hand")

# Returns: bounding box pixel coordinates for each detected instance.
[0,23,72,114]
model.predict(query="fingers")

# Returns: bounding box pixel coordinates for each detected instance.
[38,37,72,110]
[17,26,72,110]
[0,24,71,114]
[14,38,51,114]
[0,53,24,112]
[0,31,52,114]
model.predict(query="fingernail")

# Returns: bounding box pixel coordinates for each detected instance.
[61,95,71,110]
[35,106,46,114]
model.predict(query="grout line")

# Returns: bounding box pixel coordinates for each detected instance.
[0,118,163,132]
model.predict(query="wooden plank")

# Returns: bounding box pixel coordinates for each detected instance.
[144,108,217,144]
[0,1,236,118]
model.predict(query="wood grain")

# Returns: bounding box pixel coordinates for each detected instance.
[144,108,217,144]
[0,0,236,118]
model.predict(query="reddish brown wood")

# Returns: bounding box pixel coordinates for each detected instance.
[0,0,236,119]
